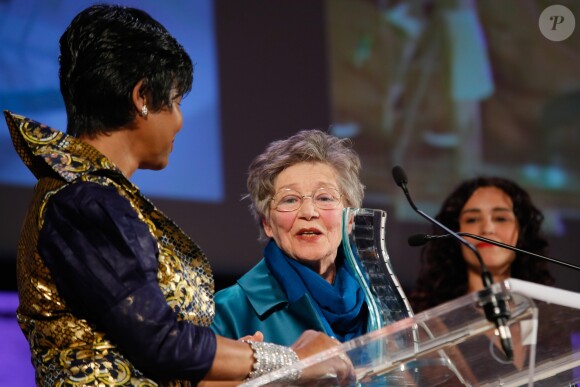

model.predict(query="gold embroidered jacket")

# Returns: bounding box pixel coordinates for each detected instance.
[4,111,215,386]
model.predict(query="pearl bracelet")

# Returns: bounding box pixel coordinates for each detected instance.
[242,340,301,381]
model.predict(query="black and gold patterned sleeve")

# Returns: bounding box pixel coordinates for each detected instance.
[38,181,216,382]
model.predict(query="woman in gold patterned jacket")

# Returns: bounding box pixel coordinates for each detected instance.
[5,4,349,386]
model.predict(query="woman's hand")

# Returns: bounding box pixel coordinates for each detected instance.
[291,330,356,385]
[239,331,264,342]
[202,330,355,385]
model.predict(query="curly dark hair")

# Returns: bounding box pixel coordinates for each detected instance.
[59,4,193,137]
[409,176,554,313]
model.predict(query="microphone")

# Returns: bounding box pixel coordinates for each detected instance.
[408,232,580,272]
[408,233,442,247]
[392,166,494,286]
[392,166,513,360]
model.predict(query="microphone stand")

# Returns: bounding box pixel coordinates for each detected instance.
[410,232,580,272]
[392,166,514,360]
[458,233,580,272]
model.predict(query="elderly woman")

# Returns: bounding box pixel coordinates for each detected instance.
[211,129,370,345]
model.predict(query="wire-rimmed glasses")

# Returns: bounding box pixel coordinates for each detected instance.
[271,187,342,212]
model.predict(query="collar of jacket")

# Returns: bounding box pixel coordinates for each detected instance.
[237,259,327,330]
[238,259,286,316]
[4,111,129,187]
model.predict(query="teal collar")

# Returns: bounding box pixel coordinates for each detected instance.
[237,259,327,332]
[237,259,287,316]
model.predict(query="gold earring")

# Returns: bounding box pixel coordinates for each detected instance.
[141,105,148,117]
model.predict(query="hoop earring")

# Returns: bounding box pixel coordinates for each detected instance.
[141,105,148,117]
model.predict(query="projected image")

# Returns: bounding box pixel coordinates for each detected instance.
[0,0,223,202]
[325,0,580,223]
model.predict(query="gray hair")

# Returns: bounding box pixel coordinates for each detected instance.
[246,129,365,239]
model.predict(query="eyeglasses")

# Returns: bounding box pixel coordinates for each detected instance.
[271,187,342,212]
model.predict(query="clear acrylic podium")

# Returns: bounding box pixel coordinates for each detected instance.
[241,208,580,386]
[241,279,580,386]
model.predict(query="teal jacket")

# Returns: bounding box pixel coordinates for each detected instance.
[210,259,329,346]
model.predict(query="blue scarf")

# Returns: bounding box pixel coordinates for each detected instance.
[264,239,368,342]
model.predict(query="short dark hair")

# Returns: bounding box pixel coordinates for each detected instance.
[59,4,193,137]
[409,176,554,313]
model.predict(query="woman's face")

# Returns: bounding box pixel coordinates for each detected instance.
[459,186,519,278]
[136,95,183,170]
[263,161,345,280]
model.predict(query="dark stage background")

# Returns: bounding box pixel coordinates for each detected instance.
[1,1,580,384]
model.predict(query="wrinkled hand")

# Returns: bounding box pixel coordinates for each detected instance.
[291,330,356,385]
[239,331,264,342]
